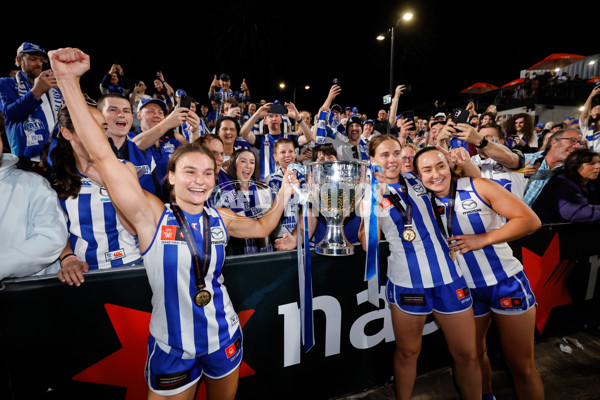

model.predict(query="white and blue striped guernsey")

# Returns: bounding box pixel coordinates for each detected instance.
[61,176,140,269]
[380,172,463,289]
[433,177,523,288]
[142,204,239,359]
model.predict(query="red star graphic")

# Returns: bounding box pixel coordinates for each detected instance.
[73,304,255,400]
[521,233,575,333]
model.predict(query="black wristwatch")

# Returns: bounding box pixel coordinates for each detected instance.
[476,137,489,149]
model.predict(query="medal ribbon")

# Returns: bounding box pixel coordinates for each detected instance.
[430,178,457,240]
[365,164,382,306]
[386,176,413,231]
[171,203,212,296]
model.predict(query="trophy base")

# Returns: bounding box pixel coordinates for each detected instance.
[315,244,354,256]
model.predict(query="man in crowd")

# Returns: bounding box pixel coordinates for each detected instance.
[97,93,159,195]
[523,128,586,206]
[208,73,250,117]
[0,43,62,166]
[239,101,315,180]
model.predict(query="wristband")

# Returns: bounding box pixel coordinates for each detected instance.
[476,137,489,149]
[59,253,77,266]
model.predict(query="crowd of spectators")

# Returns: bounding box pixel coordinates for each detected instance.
[1,42,600,281]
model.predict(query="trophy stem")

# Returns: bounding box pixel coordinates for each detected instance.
[315,216,354,256]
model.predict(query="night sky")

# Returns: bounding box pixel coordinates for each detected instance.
[4,1,596,119]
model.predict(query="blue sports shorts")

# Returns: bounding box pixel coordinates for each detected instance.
[386,277,473,315]
[471,270,536,317]
[145,327,243,396]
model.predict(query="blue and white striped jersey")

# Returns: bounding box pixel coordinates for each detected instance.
[142,205,239,359]
[433,177,523,288]
[379,172,463,289]
[61,176,140,269]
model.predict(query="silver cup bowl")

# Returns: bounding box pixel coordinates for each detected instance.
[307,160,368,256]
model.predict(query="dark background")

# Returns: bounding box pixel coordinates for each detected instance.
[3,1,596,119]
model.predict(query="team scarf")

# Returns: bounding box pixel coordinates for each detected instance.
[315,110,347,143]
[15,71,62,160]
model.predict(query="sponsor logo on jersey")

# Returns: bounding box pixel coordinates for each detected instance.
[160,225,185,243]
[105,248,125,262]
[211,227,227,244]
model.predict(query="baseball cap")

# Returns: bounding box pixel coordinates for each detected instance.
[364,119,374,125]
[138,98,167,113]
[219,73,231,81]
[331,104,342,113]
[434,112,446,120]
[175,89,187,97]
[16,42,47,58]
[346,115,363,130]
[536,123,545,128]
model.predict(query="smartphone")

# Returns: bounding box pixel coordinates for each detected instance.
[452,108,470,125]
[401,110,416,130]
[180,95,192,110]
[333,78,340,86]
[269,103,287,114]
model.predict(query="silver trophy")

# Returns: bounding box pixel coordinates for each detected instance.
[307,160,368,256]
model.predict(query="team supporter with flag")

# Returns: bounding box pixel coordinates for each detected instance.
[414,146,543,400]
[358,134,481,400]
[50,47,298,400]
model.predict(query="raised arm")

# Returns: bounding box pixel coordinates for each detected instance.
[455,123,521,169]
[132,107,189,150]
[239,102,272,145]
[285,102,314,146]
[387,85,406,125]
[50,48,163,248]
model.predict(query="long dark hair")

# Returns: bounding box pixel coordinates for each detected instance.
[562,147,600,185]
[49,104,82,199]
[226,148,257,189]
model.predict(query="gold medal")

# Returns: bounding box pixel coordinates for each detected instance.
[402,227,416,242]
[194,289,212,307]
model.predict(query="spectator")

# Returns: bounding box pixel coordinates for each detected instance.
[580,85,600,144]
[195,133,236,208]
[47,104,142,286]
[504,113,538,153]
[128,79,151,131]
[373,108,390,134]
[523,128,586,206]
[362,119,376,142]
[264,138,305,239]
[152,71,175,112]
[0,42,62,165]
[224,148,274,255]
[208,73,250,117]
[532,148,600,224]
[239,101,315,181]
[0,130,68,280]
[400,143,418,173]
[131,98,198,200]
[441,122,526,198]
[479,111,496,127]
[99,63,130,97]
[97,93,158,195]
[425,119,445,147]
[215,116,250,171]
[335,115,369,162]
